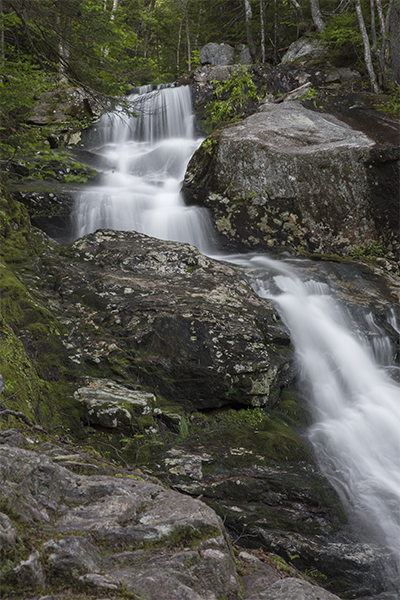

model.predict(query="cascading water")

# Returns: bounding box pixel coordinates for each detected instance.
[228,255,400,562]
[73,85,215,253]
[73,86,400,576]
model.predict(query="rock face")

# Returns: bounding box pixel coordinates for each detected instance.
[182,101,400,260]
[40,229,293,411]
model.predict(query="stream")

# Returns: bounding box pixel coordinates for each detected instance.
[71,84,400,589]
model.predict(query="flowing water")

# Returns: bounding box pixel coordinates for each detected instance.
[72,85,400,573]
[73,85,215,253]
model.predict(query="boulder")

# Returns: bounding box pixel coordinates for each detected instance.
[182,101,400,260]
[199,43,251,66]
[281,37,329,65]
[41,229,293,412]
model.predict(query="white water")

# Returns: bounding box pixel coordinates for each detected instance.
[73,86,400,565]
[73,85,215,254]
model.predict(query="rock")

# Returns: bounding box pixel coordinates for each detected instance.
[0,445,240,599]
[74,379,158,429]
[13,550,46,588]
[199,43,251,66]
[41,229,293,411]
[325,67,361,83]
[0,512,17,551]
[182,101,400,259]
[0,429,28,448]
[281,37,329,65]
[11,184,77,243]
[43,535,102,578]
[238,551,281,597]
[28,88,95,127]
[246,578,342,599]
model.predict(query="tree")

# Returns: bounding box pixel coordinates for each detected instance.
[310,0,325,33]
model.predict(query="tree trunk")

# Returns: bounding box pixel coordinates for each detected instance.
[0,0,4,64]
[110,0,119,21]
[370,0,377,54]
[243,0,256,57]
[185,1,191,71]
[309,0,325,33]
[143,0,156,58]
[355,0,380,93]
[260,0,265,64]
[177,16,183,75]
[389,0,400,85]
[378,0,395,87]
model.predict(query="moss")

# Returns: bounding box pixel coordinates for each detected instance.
[271,388,311,428]
[189,407,313,468]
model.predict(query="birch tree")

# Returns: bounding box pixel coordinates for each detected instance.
[309,0,325,33]
[354,0,380,92]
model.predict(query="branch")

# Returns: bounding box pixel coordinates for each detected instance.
[273,82,312,103]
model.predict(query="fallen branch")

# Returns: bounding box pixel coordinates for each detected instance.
[0,409,38,427]
[273,82,312,104]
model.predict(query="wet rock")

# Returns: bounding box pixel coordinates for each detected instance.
[182,101,399,259]
[11,185,77,243]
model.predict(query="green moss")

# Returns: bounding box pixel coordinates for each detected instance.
[271,389,310,428]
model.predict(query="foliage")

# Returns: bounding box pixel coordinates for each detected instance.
[205,66,261,129]
[349,242,384,258]
[386,83,400,115]
[322,11,363,65]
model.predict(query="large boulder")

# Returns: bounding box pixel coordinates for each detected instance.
[182,101,400,260]
[40,229,293,412]
[199,43,252,66]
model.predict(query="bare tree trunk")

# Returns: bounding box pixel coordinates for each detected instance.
[185,1,191,71]
[243,0,256,57]
[355,0,380,93]
[309,0,325,33]
[177,16,183,76]
[378,0,395,87]
[260,0,266,64]
[143,0,156,58]
[110,0,119,21]
[57,14,71,80]
[370,0,377,54]
[273,0,277,63]
[0,0,4,64]
[389,0,400,85]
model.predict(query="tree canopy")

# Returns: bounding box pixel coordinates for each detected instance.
[0,0,398,159]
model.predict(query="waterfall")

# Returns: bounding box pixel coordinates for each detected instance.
[72,85,216,254]
[73,86,400,569]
